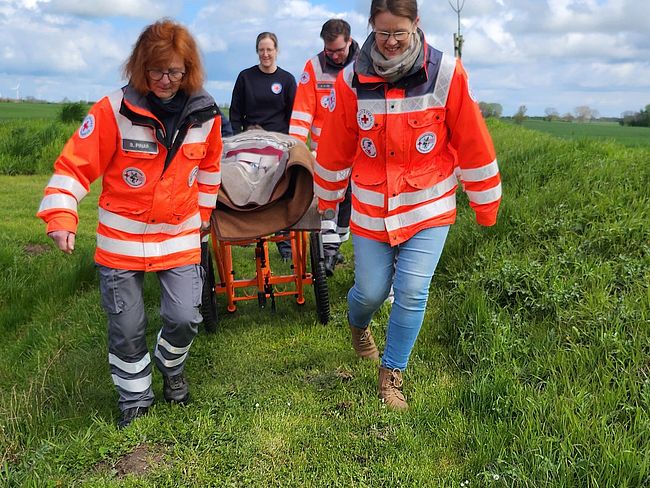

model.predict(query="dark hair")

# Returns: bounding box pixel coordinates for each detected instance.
[320,19,351,43]
[123,18,204,95]
[256,32,278,51]
[369,0,418,24]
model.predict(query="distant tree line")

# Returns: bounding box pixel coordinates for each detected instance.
[620,105,650,127]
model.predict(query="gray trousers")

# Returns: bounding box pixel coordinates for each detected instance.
[98,264,204,411]
[322,184,352,257]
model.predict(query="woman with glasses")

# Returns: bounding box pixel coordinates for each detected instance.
[315,0,502,410]
[38,19,224,428]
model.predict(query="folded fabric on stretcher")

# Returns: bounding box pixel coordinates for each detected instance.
[211,130,320,240]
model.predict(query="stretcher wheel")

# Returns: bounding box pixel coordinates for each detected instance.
[309,232,330,324]
[200,240,218,333]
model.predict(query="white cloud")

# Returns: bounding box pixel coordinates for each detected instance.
[0,0,648,116]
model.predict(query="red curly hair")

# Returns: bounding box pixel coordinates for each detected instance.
[123,18,204,95]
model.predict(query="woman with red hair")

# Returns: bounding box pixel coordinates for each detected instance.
[38,19,224,428]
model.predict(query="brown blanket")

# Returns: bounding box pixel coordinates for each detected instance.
[211,130,317,240]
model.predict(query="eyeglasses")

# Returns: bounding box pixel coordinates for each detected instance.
[147,69,185,82]
[374,30,412,42]
[324,46,348,56]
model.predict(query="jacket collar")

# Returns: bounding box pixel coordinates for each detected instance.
[353,29,431,90]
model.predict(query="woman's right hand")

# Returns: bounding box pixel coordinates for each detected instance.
[48,230,76,254]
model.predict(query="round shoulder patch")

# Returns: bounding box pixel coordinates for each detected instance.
[271,82,283,94]
[328,88,336,112]
[188,166,199,187]
[415,132,437,154]
[78,114,95,139]
[122,167,146,188]
[356,109,374,130]
[320,94,330,109]
[360,137,377,158]
[299,71,310,84]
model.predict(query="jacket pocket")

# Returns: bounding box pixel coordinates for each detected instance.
[183,143,208,160]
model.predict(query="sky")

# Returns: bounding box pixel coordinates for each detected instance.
[1,0,649,118]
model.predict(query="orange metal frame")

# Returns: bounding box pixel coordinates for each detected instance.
[208,228,314,313]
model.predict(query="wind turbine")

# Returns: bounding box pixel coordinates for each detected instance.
[13,83,20,101]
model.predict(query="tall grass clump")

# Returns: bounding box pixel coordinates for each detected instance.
[0,120,78,175]
[426,120,649,486]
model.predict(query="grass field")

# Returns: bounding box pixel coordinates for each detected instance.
[515,119,650,147]
[0,120,649,486]
[0,101,68,120]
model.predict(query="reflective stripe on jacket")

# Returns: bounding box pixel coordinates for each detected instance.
[289,53,339,151]
[37,86,223,271]
[315,38,501,246]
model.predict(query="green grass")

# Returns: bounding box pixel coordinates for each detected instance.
[513,119,650,148]
[1,120,649,486]
[0,101,70,120]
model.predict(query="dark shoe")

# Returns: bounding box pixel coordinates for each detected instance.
[335,251,345,265]
[118,406,149,429]
[324,255,336,277]
[163,372,190,403]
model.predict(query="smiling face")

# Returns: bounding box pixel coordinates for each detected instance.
[257,37,278,72]
[147,53,185,99]
[372,11,417,59]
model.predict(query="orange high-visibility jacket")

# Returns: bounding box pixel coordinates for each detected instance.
[289,46,356,151]
[315,38,501,246]
[37,86,222,271]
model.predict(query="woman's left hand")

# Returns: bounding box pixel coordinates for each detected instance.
[200,220,211,232]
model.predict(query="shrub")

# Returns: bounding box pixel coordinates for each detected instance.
[58,102,88,123]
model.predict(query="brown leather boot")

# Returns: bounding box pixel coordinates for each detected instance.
[378,366,408,411]
[349,323,380,360]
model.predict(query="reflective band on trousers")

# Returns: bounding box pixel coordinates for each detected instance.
[466,182,502,205]
[460,159,499,182]
[111,373,152,393]
[99,208,200,235]
[96,234,199,258]
[157,331,193,355]
[108,352,151,374]
[46,174,88,202]
[154,348,188,368]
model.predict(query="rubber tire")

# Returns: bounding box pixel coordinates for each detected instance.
[200,240,218,333]
[309,232,330,324]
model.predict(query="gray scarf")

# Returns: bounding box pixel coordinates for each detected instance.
[370,30,422,83]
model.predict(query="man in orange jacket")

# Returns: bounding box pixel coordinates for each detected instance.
[37,20,223,428]
[289,19,359,276]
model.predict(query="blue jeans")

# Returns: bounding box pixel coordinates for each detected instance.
[348,226,450,370]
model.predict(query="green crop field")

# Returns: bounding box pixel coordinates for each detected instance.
[0,120,648,486]
[515,119,650,148]
[0,101,68,120]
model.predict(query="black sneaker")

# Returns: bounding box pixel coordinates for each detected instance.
[163,372,190,403]
[335,251,345,265]
[118,406,149,429]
